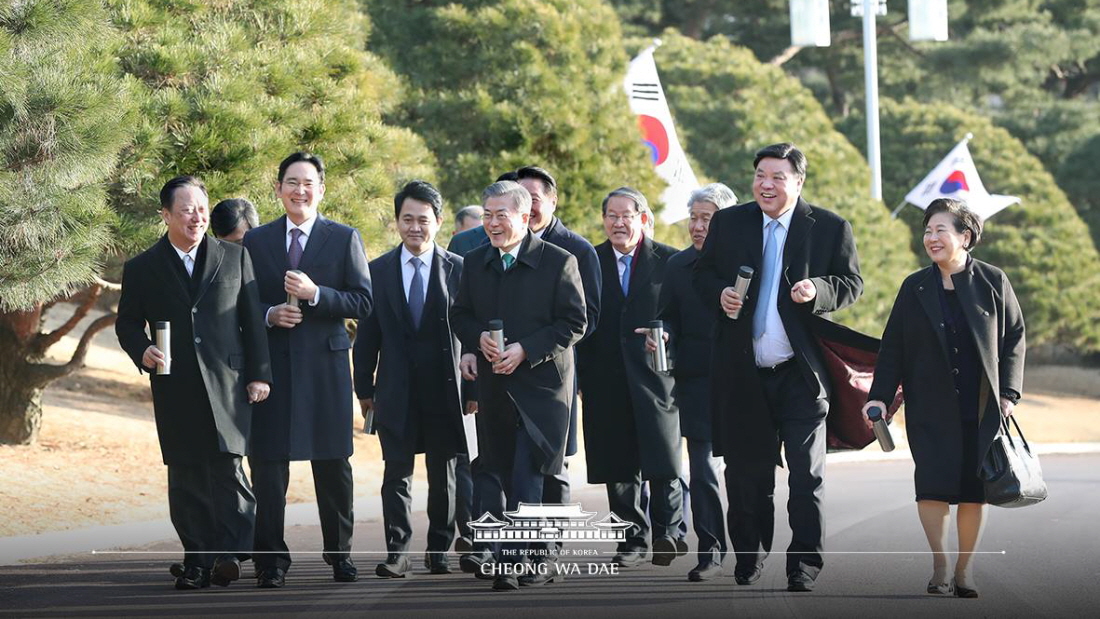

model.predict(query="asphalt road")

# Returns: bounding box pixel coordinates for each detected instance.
[2,454,1098,618]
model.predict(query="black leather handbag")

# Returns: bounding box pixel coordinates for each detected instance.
[980,415,1048,508]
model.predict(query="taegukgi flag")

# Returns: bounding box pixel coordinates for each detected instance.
[903,135,1020,220]
[624,41,699,224]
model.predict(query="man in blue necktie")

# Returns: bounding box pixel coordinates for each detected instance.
[694,143,863,592]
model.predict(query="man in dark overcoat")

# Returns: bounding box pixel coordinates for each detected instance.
[658,183,738,582]
[242,152,372,588]
[577,187,684,570]
[694,143,863,592]
[353,181,467,578]
[449,180,587,591]
[116,175,272,590]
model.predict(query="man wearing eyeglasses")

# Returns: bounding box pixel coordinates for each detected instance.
[576,187,684,570]
[242,151,373,589]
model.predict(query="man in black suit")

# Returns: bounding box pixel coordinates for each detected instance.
[577,187,684,570]
[243,152,373,588]
[353,181,467,578]
[450,181,587,591]
[658,183,738,582]
[116,176,272,590]
[694,143,863,592]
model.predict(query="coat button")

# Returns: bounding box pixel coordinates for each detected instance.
[191,307,197,314]
[952,368,959,376]
[955,388,960,395]
[918,286,924,291]
[194,337,202,344]
[953,347,959,354]
[939,323,945,328]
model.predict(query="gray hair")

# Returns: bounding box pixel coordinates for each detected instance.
[481,181,531,213]
[601,186,649,215]
[688,183,737,210]
[454,205,484,227]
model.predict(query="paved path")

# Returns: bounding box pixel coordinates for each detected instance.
[2,454,1098,618]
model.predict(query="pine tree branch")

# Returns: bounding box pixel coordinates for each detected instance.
[94,277,122,292]
[34,285,102,354]
[25,313,117,388]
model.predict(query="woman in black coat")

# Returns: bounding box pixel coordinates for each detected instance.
[865,198,1025,599]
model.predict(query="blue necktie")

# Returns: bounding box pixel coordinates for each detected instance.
[408,256,424,328]
[753,220,780,339]
[502,253,515,270]
[620,254,633,296]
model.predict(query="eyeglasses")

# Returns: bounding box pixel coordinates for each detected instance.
[604,212,638,224]
[281,180,318,191]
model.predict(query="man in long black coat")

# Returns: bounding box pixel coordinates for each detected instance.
[694,143,863,592]
[242,152,372,588]
[353,181,467,577]
[116,176,272,590]
[450,180,587,591]
[577,187,684,570]
[658,183,738,582]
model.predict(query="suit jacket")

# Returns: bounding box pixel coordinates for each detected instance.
[116,236,272,464]
[449,232,587,476]
[658,245,715,440]
[577,237,682,483]
[243,214,372,461]
[693,199,863,465]
[352,244,466,460]
[539,216,602,456]
[869,259,1025,496]
[447,226,489,257]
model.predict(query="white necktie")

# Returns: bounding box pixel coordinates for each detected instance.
[183,254,194,277]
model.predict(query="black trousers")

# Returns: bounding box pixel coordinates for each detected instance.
[454,453,474,540]
[380,444,457,554]
[607,473,683,554]
[725,362,827,578]
[250,457,354,571]
[167,453,255,570]
[480,424,554,562]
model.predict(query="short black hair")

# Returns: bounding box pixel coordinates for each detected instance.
[394,180,444,220]
[923,198,983,250]
[516,166,557,196]
[753,142,807,179]
[210,198,260,238]
[159,175,207,210]
[601,186,648,215]
[495,170,519,183]
[277,151,325,183]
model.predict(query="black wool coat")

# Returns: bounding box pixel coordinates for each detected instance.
[243,215,373,461]
[449,232,587,476]
[868,259,1025,497]
[693,199,863,466]
[578,237,682,483]
[352,245,466,460]
[116,236,272,465]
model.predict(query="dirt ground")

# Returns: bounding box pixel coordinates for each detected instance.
[1,306,1098,537]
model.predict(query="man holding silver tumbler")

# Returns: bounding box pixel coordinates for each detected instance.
[116,175,272,590]
[242,152,373,588]
[694,143,863,592]
[576,187,684,570]
[449,181,587,591]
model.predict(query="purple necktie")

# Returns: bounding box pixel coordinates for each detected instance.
[288,228,304,270]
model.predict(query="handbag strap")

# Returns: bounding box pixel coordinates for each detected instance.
[1001,414,1032,454]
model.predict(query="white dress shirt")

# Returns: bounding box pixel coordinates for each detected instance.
[754,207,796,368]
[613,245,638,282]
[286,216,320,306]
[170,243,199,277]
[498,234,525,266]
[401,244,434,302]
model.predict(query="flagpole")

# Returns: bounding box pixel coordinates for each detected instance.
[889,199,907,219]
[862,0,883,202]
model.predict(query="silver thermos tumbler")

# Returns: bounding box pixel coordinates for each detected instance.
[728,266,754,320]
[868,405,895,452]
[155,321,171,375]
[489,319,505,355]
[286,269,302,306]
[649,320,670,374]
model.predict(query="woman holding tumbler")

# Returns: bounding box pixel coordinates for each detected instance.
[863,198,1025,598]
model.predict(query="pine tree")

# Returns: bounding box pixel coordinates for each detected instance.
[0,0,134,444]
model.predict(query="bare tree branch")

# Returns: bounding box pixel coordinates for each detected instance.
[25,313,118,388]
[34,284,102,354]
[94,277,122,292]
[769,45,805,66]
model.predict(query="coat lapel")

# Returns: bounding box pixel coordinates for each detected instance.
[155,236,193,306]
[596,241,622,301]
[914,266,952,367]
[625,236,656,305]
[952,262,998,397]
[433,245,453,310]
[298,216,332,270]
[782,200,814,283]
[383,247,411,333]
[192,237,223,304]
[265,215,289,271]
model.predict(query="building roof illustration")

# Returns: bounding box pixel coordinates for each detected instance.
[590,513,632,530]
[504,503,595,520]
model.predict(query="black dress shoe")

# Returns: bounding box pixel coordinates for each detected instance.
[734,564,763,585]
[612,549,645,568]
[169,563,185,578]
[460,551,494,579]
[425,552,452,575]
[332,558,358,582]
[787,570,815,592]
[688,561,723,582]
[210,557,242,587]
[651,538,679,566]
[674,538,689,556]
[492,574,520,591]
[953,578,979,598]
[518,562,559,586]
[376,554,412,578]
[174,565,210,590]
[454,537,474,554]
[256,567,286,589]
